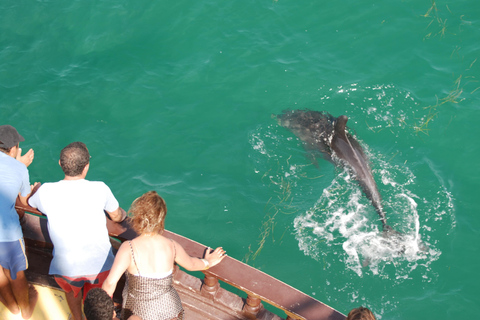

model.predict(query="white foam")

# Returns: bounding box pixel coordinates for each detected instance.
[292,150,445,280]
[249,115,451,283]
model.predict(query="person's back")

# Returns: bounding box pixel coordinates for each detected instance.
[0,125,38,319]
[126,235,175,277]
[121,234,182,320]
[28,141,126,320]
[102,191,226,320]
[0,150,29,240]
[31,179,116,276]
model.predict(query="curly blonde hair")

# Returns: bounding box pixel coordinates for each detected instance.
[130,191,167,235]
[346,307,376,320]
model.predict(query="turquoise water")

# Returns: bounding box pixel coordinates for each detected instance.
[1,0,479,319]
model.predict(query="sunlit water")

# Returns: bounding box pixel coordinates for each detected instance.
[2,0,479,319]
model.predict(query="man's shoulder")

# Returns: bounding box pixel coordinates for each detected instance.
[35,181,110,198]
[84,179,106,184]
[38,181,62,188]
[82,180,115,196]
[42,180,107,186]
[33,181,62,194]
[84,180,109,188]
[0,153,27,172]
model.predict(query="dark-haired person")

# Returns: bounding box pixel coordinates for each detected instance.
[84,288,141,320]
[0,125,38,319]
[346,306,376,320]
[102,191,226,320]
[28,142,127,320]
[84,288,118,320]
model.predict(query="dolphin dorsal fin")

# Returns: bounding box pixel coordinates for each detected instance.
[335,115,348,136]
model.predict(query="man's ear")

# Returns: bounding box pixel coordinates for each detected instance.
[83,162,90,176]
[9,145,18,158]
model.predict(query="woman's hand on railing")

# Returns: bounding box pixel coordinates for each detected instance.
[204,247,226,269]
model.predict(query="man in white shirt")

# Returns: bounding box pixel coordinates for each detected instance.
[29,141,126,320]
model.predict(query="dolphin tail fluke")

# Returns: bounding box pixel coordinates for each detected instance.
[382,224,405,240]
[382,224,429,252]
[382,225,403,239]
[381,224,404,244]
[382,221,399,236]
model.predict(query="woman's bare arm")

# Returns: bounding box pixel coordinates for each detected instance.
[102,242,132,297]
[173,241,226,271]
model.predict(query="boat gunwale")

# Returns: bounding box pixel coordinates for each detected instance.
[16,202,345,320]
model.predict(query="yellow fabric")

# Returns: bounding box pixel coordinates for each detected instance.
[0,285,70,320]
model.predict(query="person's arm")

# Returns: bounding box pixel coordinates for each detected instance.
[173,241,226,271]
[102,242,131,297]
[20,182,41,207]
[106,207,127,223]
[16,148,34,167]
[18,191,30,207]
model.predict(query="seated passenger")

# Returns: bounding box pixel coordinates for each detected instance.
[84,288,142,320]
[102,191,226,320]
[84,288,119,320]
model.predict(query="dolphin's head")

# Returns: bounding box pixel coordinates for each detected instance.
[276,110,334,132]
[275,110,310,137]
[274,112,289,128]
[275,110,300,129]
[276,110,338,151]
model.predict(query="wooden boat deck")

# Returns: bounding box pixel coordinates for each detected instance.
[17,203,346,320]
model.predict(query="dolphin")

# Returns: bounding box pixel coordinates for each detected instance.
[276,109,390,231]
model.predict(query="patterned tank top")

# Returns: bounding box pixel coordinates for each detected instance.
[121,239,184,320]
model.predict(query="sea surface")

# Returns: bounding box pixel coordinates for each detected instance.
[1,0,479,319]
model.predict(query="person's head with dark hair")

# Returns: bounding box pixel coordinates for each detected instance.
[59,141,90,177]
[84,288,114,320]
[346,306,376,320]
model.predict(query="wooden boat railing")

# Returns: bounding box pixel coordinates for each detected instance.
[15,202,345,320]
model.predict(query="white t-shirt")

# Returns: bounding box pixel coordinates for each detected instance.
[28,179,119,277]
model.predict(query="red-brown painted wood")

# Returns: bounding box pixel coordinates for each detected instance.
[16,202,345,320]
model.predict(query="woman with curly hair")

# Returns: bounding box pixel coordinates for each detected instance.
[102,191,226,320]
[346,306,376,320]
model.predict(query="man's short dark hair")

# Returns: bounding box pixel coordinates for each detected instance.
[60,142,90,177]
[84,288,114,320]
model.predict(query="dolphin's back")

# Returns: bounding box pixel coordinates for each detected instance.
[331,116,387,227]
[277,110,388,229]
[335,115,348,134]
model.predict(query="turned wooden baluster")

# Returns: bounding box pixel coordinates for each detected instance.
[201,272,220,297]
[243,293,262,319]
